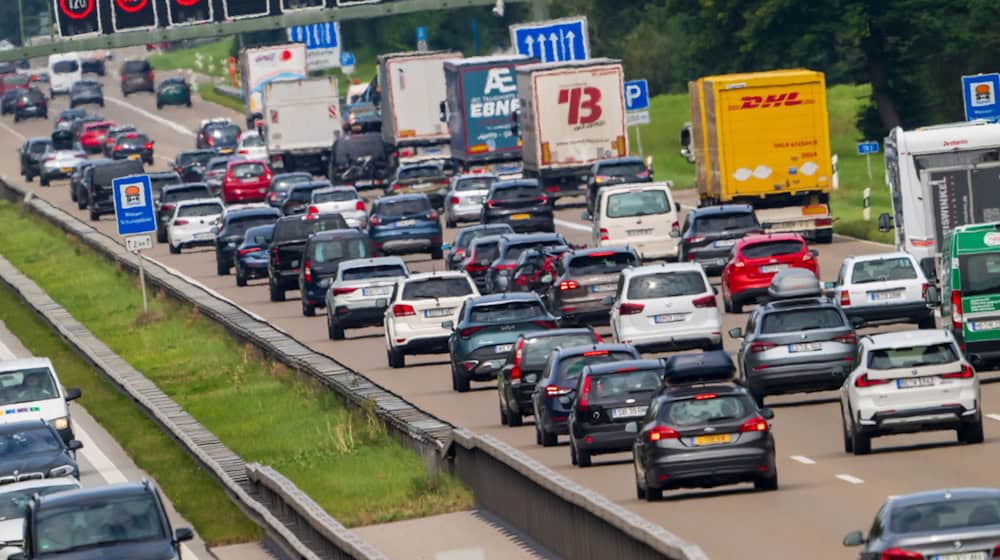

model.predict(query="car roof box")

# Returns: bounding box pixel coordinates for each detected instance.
[767,268,821,300]
[663,351,735,385]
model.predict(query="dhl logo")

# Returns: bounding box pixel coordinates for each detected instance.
[732,92,811,110]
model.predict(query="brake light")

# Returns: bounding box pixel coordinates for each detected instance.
[833,333,857,345]
[545,185,560,193]
[206,136,214,146]
[160,203,174,213]
[648,425,679,441]
[303,259,312,283]
[687,236,705,245]
[854,374,889,388]
[692,295,716,308]
[333,287,357,296]
[599,228,609,241]
[426,210,439,221]
[355,200,365,211]
[814,218,833,227]
[582,350,608,357]
[802,251,813,261]
[391,182,401,190]
[369,215,381,226]
[486,199,497,208]
[269,192,278,202]
[173,219,189,226]
[544,385,571,398]
[534,196,549,205]
[941,365,974,379]
[459,326,482,338]
[114,146,122,152]
[144,142,153,150]
[921,283,928,300]
[619,302,644,315]
[450,196,460,205]
[238,149,248,155]
[559,280,579,291]
[510,338,525,381]
[694,393,717,400]
[392,304,415,317]
[840,290,851,306]
[494,262,516,271]
[306,205,319,215]
[749,342,776,353]
[533,320,556,329]
[992,544,1000,558]
[238,247,262,255]
[739,416,768,433]
[147,71,155,82]
[880,548,923,560]
[952,290,963,330]
[577,376,592,411]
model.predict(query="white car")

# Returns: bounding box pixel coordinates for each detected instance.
[166,198,224,254]
[308,186,368,229]
[593,182,681,261]
[610,262,722,352]
[325,257,409,340]
[0,477,80,560]
[237,130,268,160]
[840,329,981,455]
[39,149,87,187]
[828,252,935,329]
[444,173,497,227]
[0,358,81,443]
[384,271,479,368]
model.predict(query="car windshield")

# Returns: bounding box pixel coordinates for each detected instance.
[0,426,61,455]
[493,185,540,201]
[225,216,275,237]
[28,142,51,155]
[557,351,636,381]
[852,257,918,284]
[741,240,804,259]
[469,301,544,323]
[163,187,210,202]
[311,239,372,264]
[456,177,495,191]
[35,494,165,553]
[567,252,636,275]
[272,175,311,195]
[402,277,472,299]
[123,60,150,73]
[867,343,959,369]
[0,483,77,521]
[599,162,645,176]
[661,395,751,427]
[505,241,563,261]
[378,198,431,217]
[760,308,846,334]
[241,135,264,147]
[627,271,707,299]
[605,189,670,218]
[52,61,78,73]
[273,215,346,242]
[0,367,59,405]
[177,203,222,218]
[399,167,442,180]
[890,497,1000,534]
[522,334,595,369]
[313,190,356,203]
[232,163,265,179]
[697,213,758,232]
[176,152,213,167]
[342,265,407,281]
[588,370,661,399]
[960,252,1000,296]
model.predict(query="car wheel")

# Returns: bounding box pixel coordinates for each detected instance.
[569,438,577,465]
[186,100,192,108]
[454,368,470,393]
[301,300,316,317]
[328,317,345,340]
[269,281,285,302]
[156,103,162,110]
[446,217,456,228]
[431,247,443,260]
[40,176,49,187]
[723,292,733,313]
[216,260,230,276]
[815,229,834,244]
[851,424,871,455]
[89,209,99,222]
[450,363,459,391]
[499,401,508,425]
[731,297,743,314]
[78,194,88,210]
[70,185,77,202]
[918,315,936,329]
[960,418,985,444]
[572,439,592,467]
[508,408,523,427]
[23,172,31,182]
[539,424,557,447]
[156,228,166,243]
[841,405,854,453]
[387,347,404,369]
[235,268,247,287]
[754,471,779,491]
[169,243,180,254]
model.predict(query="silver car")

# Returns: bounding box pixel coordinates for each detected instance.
[40,148,88,187]
[845,488,1000,558]
[309,186,368,229]
[325,256,409,340]
[444,173,497,227]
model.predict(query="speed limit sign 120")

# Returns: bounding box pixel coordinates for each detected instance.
[55,0,101,37]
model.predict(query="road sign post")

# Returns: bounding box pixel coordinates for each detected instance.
[857,141,879,222]
[416,26,428,51]
[625,79,650,158]
[962,74,1000,122]
[510,17,588,63]
[112,174,156,314]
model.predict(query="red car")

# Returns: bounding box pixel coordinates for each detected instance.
[221,160,272,204]
[79,121,115,153]
[720,233,818,313]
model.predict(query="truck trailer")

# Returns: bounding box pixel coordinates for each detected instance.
[261,77,342,175]
[239,43,307,130]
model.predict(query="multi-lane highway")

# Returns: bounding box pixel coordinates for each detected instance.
[3,57,999,559]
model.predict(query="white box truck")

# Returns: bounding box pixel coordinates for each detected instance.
[516,58,628,198]
[261,77,342,175]
[240,43,307,129]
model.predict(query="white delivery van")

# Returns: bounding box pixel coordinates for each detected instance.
[48,53,82,97]
[0,358,81,443]
[593,182,681,261]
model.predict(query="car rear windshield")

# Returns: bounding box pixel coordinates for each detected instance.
[208,159,231,171]
[274,215,347,242]
[177,203,222,218]
[472,241,500,262]
[311,238,372,263]
[150,175,181,192]
[0,366,58,406]
[28,141,51,154]
[84,123,110,133]
[469,301,545,323]
[399,166,441,180]
[4,75,29,86]
[522,334,595,369]
[557,351,636,381]
[72,81,98,91]
[52,60,79,73]
[176,152,214,167]
[660,395,751,427]
[378,198,431,217]
[960,252,1000,295]
[458,228,509,250]
[209,125,240,141]
[232,163,266,179]
[587,370,661,399]
[505,240,563,261]
[163,186,210,202]
[342,265,407,281]
[402,277,472,299]
[456,177,495,191]
[244,226,273,246]
[272,174,311,195]
[599,162,645,176]
[606,189,670,218]
[852,257,917,284]
[696,212,757,232]
[123,60,150,73]
[288,186,326,203]
[313,190,357,203]
[226,216,275,237]
[118,135,149,149]
[241,134,264,147]
[741,240,804,259]
[567,252,636,275]
[493,185,541,200]
[627,271,708,299]
[890,497,1000,534]
[867,343,959,369]
[760,308,846,334]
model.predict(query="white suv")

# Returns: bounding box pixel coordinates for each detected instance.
[325,256,408,340]
[384,271,479,368]
[840,329,981,455]
[828,252,934,329]
[610,262,722,352]
[166,198,224,254]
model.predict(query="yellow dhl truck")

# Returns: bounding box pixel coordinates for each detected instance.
[680,69,835,243]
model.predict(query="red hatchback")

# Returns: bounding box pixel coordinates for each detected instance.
[221,160,272,204]
[79,121,114,153]
[720,233,818,313]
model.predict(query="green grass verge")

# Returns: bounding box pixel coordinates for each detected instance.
[196,82,245,114]
[149,38,236,79]
[0,201,473,527]
[0,280,260,545]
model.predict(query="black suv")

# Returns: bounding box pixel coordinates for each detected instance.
[214,207,281,275]
[86,159,145,221]
[173,149,216,182]
[120,59,155,96]
[18,137,52,182]
[678,204,763,275]
[585,156,652,217]
[16,480,193,560]
[299,230,375,317]
[156,183,213,242]
[69,79,104,108]
[148,170,182,200]
[485,232,568,294]
[0,421,81,481]
[12,87,47,123]
[481,179,554,233]
[267,213,348,302]
[545,246,639,327]
[329,132,390,188]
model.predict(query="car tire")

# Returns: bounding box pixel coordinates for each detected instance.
[454,369,470,393]
[78,194,87,210]
[815,229,834,244]
[431,246,443,260]
[70,185,77,202]
[186,100,192,108]
[917,315,936,329]
[499,402,508,425]
[156,228,166,243]
[387,347,404,369]
[571,439,592,467]
[960,419,985,444]
[216,260,230,276]
[89,209,99,222]
[841,406,854,453]
[269,282,285,302]
[539,424,557,447]
[723,293,733,313]
[754,471,779,491]
[851,425,871,455]
[508,408,523,427]
[236,269,248,287]
[23,172,31,182]
[302,300,316,317]
[446,217,456,228]
[156,103,162,110]
[40,176,49,187]
[328,317,345,340]
[731,298,743,314]
[169,243,180,254]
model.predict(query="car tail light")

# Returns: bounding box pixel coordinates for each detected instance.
[583,350,608,357]
[577,376,592,411]
[238,149,248,155]
[269,192,278,202]
[687,236,705,245]
[459,326,482,338]
[880,548,923,560]
[450,196,460,205]
[486,199,497,208]
[694,393,717,400]
[671,221,680,235]
[354,200,365,211]
[173,219,189,226]
[855,374,889,388]
[692,295,716,308]
[802,251,813,261]
[392,304,415,317]
[465,261,488,274]
[306,205,319,216]
[160,203,174,213]
[815,218,833,227]
[114,146,122,152]
[544,384,571,398]
[147,71,155,82]
[369,215,381,226]
[749,341,776,353]
[533,320,556,329]
[921,283,929,300]
[941,365,974,379]
[619,302,644,315]
[303,259,312,283]
[545,185,559,193]
[238,247,262,255]
[992,544,1000,558]
[840,290,851,306]
[648,424,679,441]
[510,338,525,380]
[534,196,549,205]
[733,259,745,268]
[636,170,650,178]
[739,416,768,433]
[494,262,516,271]
[559,280,579,291]
[144,142,153,150]
[599,228,609,241]
[333,287,357,296]
[391,182,401,190]
[206,136,214,146]
[952,290,963,330]
[426,210,438,221]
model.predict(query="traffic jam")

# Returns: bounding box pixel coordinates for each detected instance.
[5,13,1000,560]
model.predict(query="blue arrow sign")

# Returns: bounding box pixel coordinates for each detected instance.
[288,22,339,50]
[112,175,156,237]
[857,141,879,155]
[962,74,1000,122]
[510,17,589,63]
[625,79,649,112]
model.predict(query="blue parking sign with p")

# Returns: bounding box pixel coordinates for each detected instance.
[624,80,649,112]
[113,175,156,237]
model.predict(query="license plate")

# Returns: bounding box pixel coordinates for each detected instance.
[869,290,903,302]
[219,149,233,154]
[627,228,653,237]
[592,283,617,293]
[511,213,530,221]
[194,232,213,240]
[932,552,988,560]
[691,433,732,446]
[654,313,685,323]
[714,239,736,248]
[128,154,140,160]
[610,406,647,419]
[291,260,299,268]
[897,376,935,389]
[494,344,513,353]
[760,264,788,273]
[788,342,822,353]
[363,286,392,296]
[395,219,416,227]
[60,167,73,173]
[423,307,453,318]
[970,319,1000,332]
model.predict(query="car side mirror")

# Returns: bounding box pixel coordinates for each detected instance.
[925,286,940,305]
[441,320,454,330]
[625,421,638,433]
[760,407,774,420]
[175,527,194,543]
[441,243,452,251]
[728,327,743,339]
[674,202,681,213]
[842,530,865,547]
[68,440,83,451]
[64,387,81,401]
[601,295,615,306]
[878,213,893,233]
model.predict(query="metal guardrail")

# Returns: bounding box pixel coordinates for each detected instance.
[212,82,245,102]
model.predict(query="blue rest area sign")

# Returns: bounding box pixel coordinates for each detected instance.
[856,141,879,155]
[112,174,156,237]
[962,74,1000,122]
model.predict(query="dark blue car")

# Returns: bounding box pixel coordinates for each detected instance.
[234,224,274,287]
[369,194,443,260]
[299,229,375,317]
[214,206,281,276]
[532,344,640,446]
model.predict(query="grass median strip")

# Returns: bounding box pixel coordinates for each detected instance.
[0,279,260,545]
[0,201,473,526]
[149,38,236,79]
[196,82,245,114]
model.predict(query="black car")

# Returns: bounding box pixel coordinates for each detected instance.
[80,55,106,76]
[498,328,600,427]
[445,224,514,272]
[70,159,97,208]
[545,246,640,326]
[585,156,652,217]
[282,180,333,216]
[329,132,390,188]
[0,421,81,481]
[172,149,215,182]
[156,183,213,243]
[68,79,103,108]
[481,179,554,233]
[267,213,349,302]
[235,224,275,287]
[102,124,138,158]
[111,132,154,165]
[678,204,764,275]
[18,137,52,182]
[120,59,155,95]
[214,207,281,275]
[86,159,145,221]
[1,89,19,115]
[267,172,313,208]
[147,171,182,201]
[299,229,375,316]
[200,122,241,155]
[203,156,235,194]
[13,87,47,123]
[533,344,640,446]
[568,359,664,467]
[16,480,194,560]
[54,107,86,128]
[632,352,777,500]
[485,232,568,294]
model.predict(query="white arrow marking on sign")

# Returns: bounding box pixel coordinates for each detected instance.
[549,33,559,61]
[536,34,547,61]
[524,35,535,58]
[565,30,577,59]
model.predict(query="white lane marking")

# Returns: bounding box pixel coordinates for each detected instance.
[835,474,865,485]
[789,455,816,465]
[74,422,129,485]
[0,119,26,141]
[986,413,1000,422]
[553,218,591,233]
[105,96,195,138]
